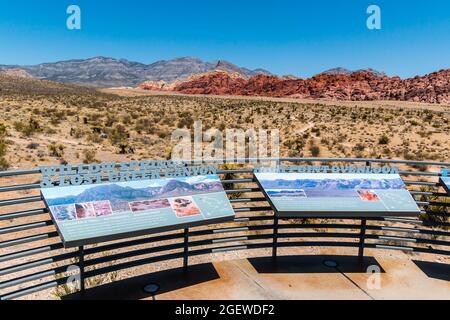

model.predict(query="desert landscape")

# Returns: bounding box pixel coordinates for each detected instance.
[0,60,449,173]
[0,59,449,300]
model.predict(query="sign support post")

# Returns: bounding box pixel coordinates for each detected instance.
[78,246,85,295]
[358,219,367,261]
[272,216,278,260]
[183,228,189,271]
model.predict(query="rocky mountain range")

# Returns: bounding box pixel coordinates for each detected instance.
[0,56,272,87]
[164,69,450,104]
[1,56,448,104]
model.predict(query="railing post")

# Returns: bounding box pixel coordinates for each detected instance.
[183,228,189,271]
[358,219,367,261]
[78,246,85,295]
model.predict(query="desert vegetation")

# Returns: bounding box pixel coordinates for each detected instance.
[0,75,449,171]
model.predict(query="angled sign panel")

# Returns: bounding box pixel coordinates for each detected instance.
[254,172,420,217]
[41,174,234,247]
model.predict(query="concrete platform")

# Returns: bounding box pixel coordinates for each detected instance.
[65,253,450,300]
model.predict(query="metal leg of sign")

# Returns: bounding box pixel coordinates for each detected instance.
[272,216,279,260]
[183,228,189,272]
[358,219,367,262]
[78,246,86,296]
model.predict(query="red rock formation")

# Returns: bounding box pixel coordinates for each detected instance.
[140,69,450,104]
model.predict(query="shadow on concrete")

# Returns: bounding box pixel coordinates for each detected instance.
[63,262,219,300]
[248,255,384,274]
[413,260,450,282]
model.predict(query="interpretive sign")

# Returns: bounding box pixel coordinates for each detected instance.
[254,166,420,217]
[441,169,450,195]
[41,174,234,247]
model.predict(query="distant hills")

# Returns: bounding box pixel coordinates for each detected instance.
[0,56,272,87]
[320,67,386,78]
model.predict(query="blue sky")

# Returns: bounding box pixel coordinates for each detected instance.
[0,0,449,78]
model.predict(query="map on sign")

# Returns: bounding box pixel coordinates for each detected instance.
[41,174,234,247]
[254,172,420,217]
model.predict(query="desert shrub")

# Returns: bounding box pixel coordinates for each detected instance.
[177,112,194,129]
[82,149,97,164]
[26,142,40,149]
[0,123,6,137]
[135,118,155,134]
[0,123,9,170]
[378,134,390,145]
[109,124,129,145]
[13,117,42,137]
[48,143,65,158]
[309,144,320,157]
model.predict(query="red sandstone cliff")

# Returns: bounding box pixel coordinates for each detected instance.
[139,69,450,104]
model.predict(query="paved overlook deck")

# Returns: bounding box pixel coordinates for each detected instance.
[65,248,450,300]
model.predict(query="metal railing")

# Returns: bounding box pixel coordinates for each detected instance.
[0,158,448,300]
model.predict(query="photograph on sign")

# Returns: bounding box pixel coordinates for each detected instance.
[41,174,234,247]
[441,176,450,195]
[254,172,421,217]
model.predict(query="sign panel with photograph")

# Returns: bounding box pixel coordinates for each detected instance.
[440,169,450,195]
[254,172,420,217]
[41,174,234,247]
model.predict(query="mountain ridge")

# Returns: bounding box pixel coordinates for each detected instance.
[0,56,272,87]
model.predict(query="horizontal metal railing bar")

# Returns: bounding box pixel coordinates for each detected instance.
[0,251,77,276]
[399,171,440,177]
[84,242,186,267]
[212,245,248,253]
[0,220,53,236]
[373,244,414,251]
[0,276,69,301]
[379,226,420,233]
[0,183,41,193]
[233,206,272,212]
[212,236,249,244]
[371,225,450,237]
[408,246,450,256]
[226,188,260,194]
[426,201,450,207]
[0,168,41,177]
[382,217,423,224]
[410,191,447,196]
[0,157,448,178]
[217,169,253,174]
[85,252,185,279]
[222,179,254,184]
[0,263,72,290]
[0,208,47,221]
[378,235,417,243]
[403,181,439,187]
[229,197,267,203]
[0,243,64,264]
[0,232,59,249]
[413,238,450,246]
[83,232,187,256]
[0,196,42,207]
[212,227,249,234]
